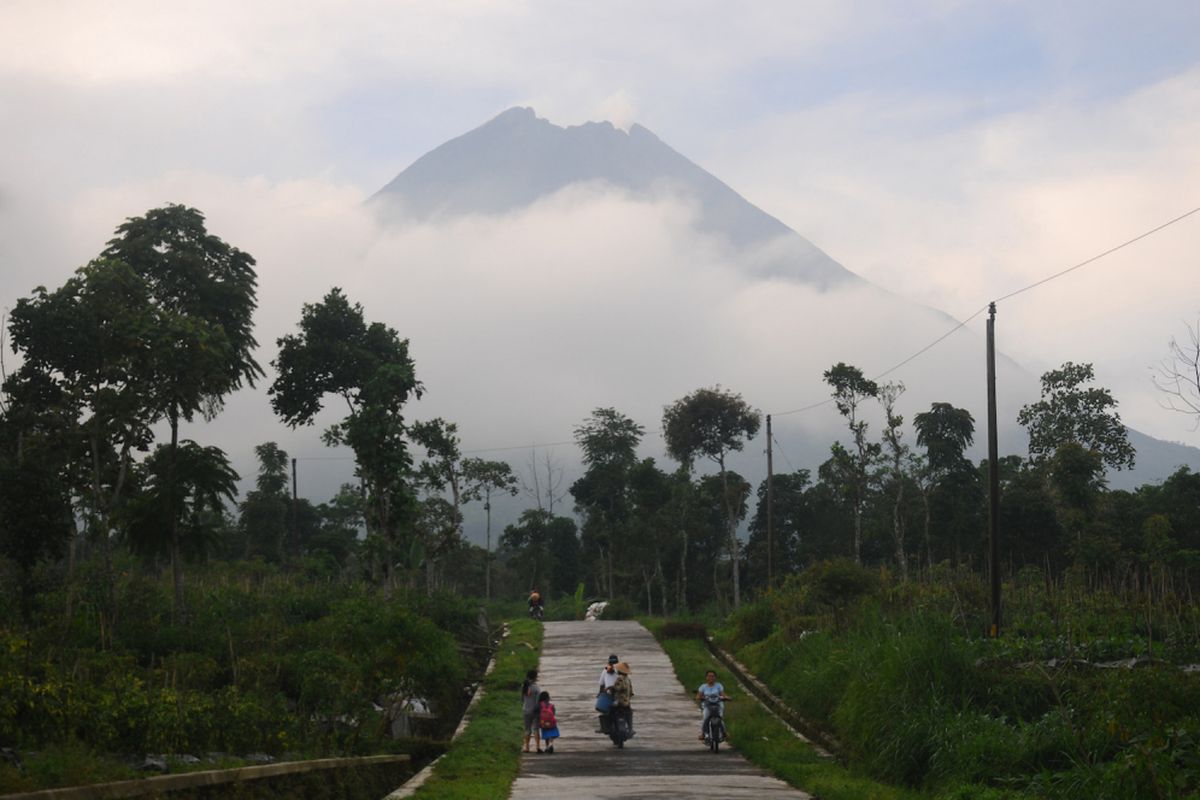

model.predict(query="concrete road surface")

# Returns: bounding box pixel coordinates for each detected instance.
[509,620,811,799]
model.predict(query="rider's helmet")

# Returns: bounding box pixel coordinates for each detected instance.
[608,654,619,665]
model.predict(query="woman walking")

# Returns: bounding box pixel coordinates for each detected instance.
[521,669,542,753]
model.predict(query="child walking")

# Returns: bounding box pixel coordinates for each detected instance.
[537,690,560,754]
[521,670,541,753]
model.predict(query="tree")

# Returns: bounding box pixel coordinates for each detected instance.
[7,258,160,629]
[270,288,423,595]
[662,386,761,608]
[411,418,465,525]
[747,470,812,587]
[913,402,976,569]
[1153,317,1200,430]
[877,381,910,580]
[128,440,239,565]
[1017,362,1135,471]
[500,508,578,594]
[236,443,292,562]
[461,457,519,599]
[570,407,644,598]
[822,364,879,564]
[102,205,262,617]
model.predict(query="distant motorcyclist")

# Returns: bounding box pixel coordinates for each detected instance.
[528,588,544,619]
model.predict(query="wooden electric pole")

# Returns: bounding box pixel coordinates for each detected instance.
[766,414,775,589]
[986,302,1001,637]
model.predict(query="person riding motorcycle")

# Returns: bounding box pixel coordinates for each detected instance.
[595,654,619,733]
[695,669,731,743]
[527,588,544,618]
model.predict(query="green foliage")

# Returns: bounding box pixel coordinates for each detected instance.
[0,563,477,794]
[601,597,636,620]
[735,574,1200,798]
[1018,361,1135,471]
[660,621,708,639]
[727,599,776,649]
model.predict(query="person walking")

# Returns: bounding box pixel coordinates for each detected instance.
[521,669,542,753]
[537,690,561,754]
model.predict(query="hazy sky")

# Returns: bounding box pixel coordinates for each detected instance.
[2,2,1199,523]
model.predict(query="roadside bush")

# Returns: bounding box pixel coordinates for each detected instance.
[726,599,776,649]
[601,597,636,620]
[661,621,708,640]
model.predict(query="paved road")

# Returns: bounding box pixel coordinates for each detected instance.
[509,620,811,799]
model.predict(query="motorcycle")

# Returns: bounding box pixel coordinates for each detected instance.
[528,603,544,620]
[702,698,727,753]
[608,706,633,748]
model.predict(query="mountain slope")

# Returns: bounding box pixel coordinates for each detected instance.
[371,107,856,288]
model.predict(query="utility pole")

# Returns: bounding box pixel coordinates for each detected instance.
[766,414,775,589]
[291,457,299,560]
[986,302,1001,637]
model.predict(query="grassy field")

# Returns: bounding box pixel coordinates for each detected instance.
[408,618,543,799]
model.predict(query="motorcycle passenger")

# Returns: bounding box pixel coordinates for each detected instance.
[611,661,634,738]
[596,654,619,733]
[695,669,731,742]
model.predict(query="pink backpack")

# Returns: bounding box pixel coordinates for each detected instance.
[538,701,557,729]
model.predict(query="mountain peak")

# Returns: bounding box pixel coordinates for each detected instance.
[370,107,857,287]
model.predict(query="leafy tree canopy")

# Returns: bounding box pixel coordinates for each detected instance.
[1017,361,1135,471]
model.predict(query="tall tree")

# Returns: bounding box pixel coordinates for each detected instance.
[270,288,423,595]
[411,418,465,525]
[570,407,644,598]
[822,364,879,564]
[913,402,976,569]
[877,381,910,580]
[128,440,239,565]
[7,258,160,632]
[1017,362,1135,471]
[461,457,519,599]
[236,443,291,562]
[662,386,761,608]
[102,205,262,617]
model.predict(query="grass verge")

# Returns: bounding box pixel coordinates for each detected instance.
[643,617,931,800]
[407,618,542,799]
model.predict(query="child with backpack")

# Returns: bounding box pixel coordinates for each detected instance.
[537,690,560,754]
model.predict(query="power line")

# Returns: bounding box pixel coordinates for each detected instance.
[993,206,1200,304]
[769,204,1200,418]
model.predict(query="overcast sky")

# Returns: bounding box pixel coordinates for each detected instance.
[2,2,1199,520]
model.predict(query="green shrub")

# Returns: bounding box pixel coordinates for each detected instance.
[727,599,776,649]
[601,597,636,620]
[661,621,708,640]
